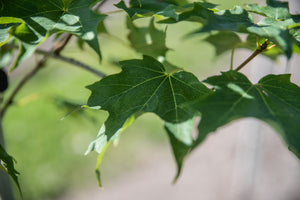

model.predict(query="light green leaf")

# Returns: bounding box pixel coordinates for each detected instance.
[193,71,300,159]
[0,44,14,68]
[248,0,291,20]
[164,117,195,182]
[115,0,204,20]
[0,17,23,46]
[0,144,22,196]
[86,115,136,187]
[0,0,106,70]
[127,18,169,58]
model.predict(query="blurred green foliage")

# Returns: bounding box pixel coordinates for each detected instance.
[1,0,254,199]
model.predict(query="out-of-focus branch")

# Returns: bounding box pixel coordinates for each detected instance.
[4,44,106,78]
[93,0,109,12]
[1,34,78,117]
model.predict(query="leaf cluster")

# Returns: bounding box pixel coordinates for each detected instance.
[0,0,300,191]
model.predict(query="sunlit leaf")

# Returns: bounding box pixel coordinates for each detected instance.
[115,0,185,20]
[0,0,106,70]
[86,115,136,187]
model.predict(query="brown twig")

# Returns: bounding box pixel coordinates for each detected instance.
[53,34,73,55]
[234,40,270,72]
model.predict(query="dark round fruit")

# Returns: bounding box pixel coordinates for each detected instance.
[0,69,8,92]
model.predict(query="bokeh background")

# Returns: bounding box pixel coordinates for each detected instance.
[2,0,300,199]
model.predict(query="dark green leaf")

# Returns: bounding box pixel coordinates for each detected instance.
[0,0,106,70]
[127,18,169,58]
[0,144,21,196]
[165,117,195,182]
[193,71,300,159]
[86,56,211,185]
[86,55,211,149]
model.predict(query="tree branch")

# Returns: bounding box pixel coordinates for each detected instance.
[4,44,106,78]
[234,40,270,72]
[53,34,73,55]
[53,53,106,77]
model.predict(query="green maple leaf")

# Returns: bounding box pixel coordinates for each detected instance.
[85,55,211,185]
[87,55,211,141]
[193,71,300,159]
[127,18,169,58]
[0,0,106,70]
[0,144,21,196]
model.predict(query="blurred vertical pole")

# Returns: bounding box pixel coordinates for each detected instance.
[0,98,15,200]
